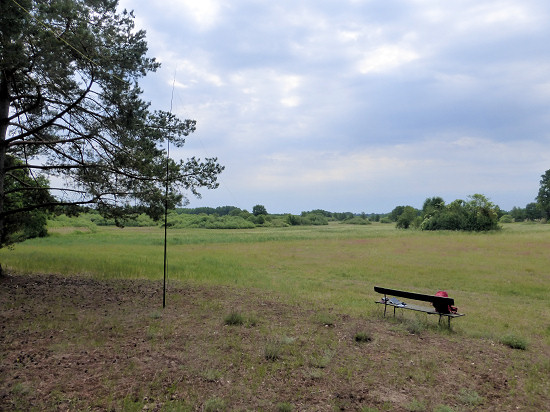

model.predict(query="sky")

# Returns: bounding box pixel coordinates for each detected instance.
[118,0,550,214]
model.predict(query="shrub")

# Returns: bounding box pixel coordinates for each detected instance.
[499,214,514,223]
[264,341,282,361]
[224,312,244,326]
[354,331,373,343]
[500,334,528,350]
[342,217,371,225]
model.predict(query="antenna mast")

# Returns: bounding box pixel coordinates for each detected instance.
[163,71,177,308]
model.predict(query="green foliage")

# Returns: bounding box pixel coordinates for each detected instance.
[525,202,543,221]
[177,206,240,216]
[286,212,328,226]
[1,155,54,246]
[224,311,244,326]
[252,204,268,216]
[537,169,550,220]
[510,206,527,222]
[264,340,283,361]
[396,206,420,229]
[457,388,483,407]
[499,214,514,223]
[342,216,371,225]
[354,331,373,343]
[420,194,500,231]
[390,206,406,222]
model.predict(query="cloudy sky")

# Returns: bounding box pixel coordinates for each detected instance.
[118,0,550,214]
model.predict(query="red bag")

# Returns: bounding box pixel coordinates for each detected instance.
[433,291,457,314]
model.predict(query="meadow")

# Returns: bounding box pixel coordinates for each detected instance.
[1,221,550,410]
[2,221,549,343]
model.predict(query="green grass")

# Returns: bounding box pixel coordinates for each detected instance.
[2,222,550,344]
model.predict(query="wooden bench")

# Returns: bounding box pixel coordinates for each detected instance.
[374,286,465,327]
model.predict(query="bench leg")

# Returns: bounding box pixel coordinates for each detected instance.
[438,314,452,328]
[383,294,387,317]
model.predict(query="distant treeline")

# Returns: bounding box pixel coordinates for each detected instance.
[176,206,382,222]
[50,194,546,232]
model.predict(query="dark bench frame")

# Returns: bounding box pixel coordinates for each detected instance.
[374,286,465,327]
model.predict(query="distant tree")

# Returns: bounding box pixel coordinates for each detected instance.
[395,206,419,229]
[536,169,550,220]
[252,204,267,216]
[510,206,526,222]
[1,0,224,249]
[390,206,406,222]
[422,196,445,217]
[525,202,543,221]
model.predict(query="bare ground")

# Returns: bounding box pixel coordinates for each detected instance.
[1,273,548,411]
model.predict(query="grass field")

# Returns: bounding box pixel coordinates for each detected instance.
[1,222,549,410]
[2,222,549,344]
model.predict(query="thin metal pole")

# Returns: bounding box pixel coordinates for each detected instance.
[163,142,168,308]
[163,70,176,308]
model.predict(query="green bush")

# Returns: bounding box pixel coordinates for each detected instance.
[499,214,514,223]
[500,334,528,350]
[342,217,371,225]
[224,312,244,326]
[421,194,500,231]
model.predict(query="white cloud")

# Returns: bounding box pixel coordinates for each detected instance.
[358,45,420,74]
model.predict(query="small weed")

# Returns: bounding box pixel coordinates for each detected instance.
[245,313,259,327]
[354,331,373,343]
[305,368,324,380]
[149,311,162,319]
[457,388,483,406]
[203,396,226,412]
[11,382,29,395]
[276,402,293,412]
[202,369,222,382]
[309,349,334,368]
[264,340,283,361]
[500,334,528,350]
[314,311,335,327]
[224,311,244,326]
[407,398,426,411]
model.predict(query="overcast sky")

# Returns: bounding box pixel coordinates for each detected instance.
[118,0,550,214]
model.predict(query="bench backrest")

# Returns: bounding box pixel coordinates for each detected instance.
[374,286,455,306]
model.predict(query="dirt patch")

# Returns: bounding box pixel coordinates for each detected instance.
[1,273,548,411]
